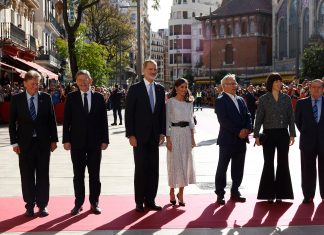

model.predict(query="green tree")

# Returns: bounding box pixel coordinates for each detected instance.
[56,25,110,85]
[301,44,324,80]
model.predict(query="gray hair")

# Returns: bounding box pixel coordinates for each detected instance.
[75,70,92,80]
[310,79,323,87]
[24,70,41,81]
[221,74,236,86]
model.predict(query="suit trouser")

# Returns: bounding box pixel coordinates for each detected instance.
[71,148,102,207]
[215,143,246,197]
[133,138,159,205]
[113,106,122,123]
[257,128,294,199]
[301,147,324,199]
[19,138,50,209]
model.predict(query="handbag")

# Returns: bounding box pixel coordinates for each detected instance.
[193,115,197,125]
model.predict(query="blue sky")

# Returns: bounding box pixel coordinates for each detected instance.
[148,0,172,31]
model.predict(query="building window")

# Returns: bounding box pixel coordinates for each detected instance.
[183,11,188,19]
[170,40,174,50]
[289,0,298,58]
[183,53,191,63]
[226,23,232,36]
[278,18,287,59]
[241,21,247,35]
[234,22,240,36]
[303,8,309,51]
[319,2,324,37]
[178,0,181,4]
[220,24,225,37]
[174,25,182,35]
[192,12,195,17]
[183,24,191,34]
[225,44,233,64]
[260,42,267,65]
[170,54,174,64]
[183,39,191,49]
[169,25,174,36]
[250,20,256,34]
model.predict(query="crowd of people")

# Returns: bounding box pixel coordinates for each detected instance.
[5,58,324,218]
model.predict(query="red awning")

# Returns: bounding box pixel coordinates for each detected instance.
[9,56,58,80]
[0,61,26,78]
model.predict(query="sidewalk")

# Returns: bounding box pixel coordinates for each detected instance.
[1,108,323,234]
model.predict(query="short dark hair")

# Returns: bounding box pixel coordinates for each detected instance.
[265,73,282,92]
[24,70,41,81]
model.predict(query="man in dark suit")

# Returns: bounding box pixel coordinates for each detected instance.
[125,59,166,212]
[63,70,109,215]
[214,74,252,205]
[110,84,123,125]
[295,79,324,204]
[9,70,58,217]
[244,85,257,130]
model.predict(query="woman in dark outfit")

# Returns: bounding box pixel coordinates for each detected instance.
[254,73,296,203]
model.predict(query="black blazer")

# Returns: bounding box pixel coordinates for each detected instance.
[9,91,58,152]
[215,93,252,146]
[62,90,109,149]
[125,80,166,144]
[295,96,324,153]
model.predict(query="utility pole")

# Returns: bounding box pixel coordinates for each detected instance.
[209,7,212,85]
[136,0,142,79]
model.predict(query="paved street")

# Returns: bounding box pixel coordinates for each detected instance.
[0,107,323,234]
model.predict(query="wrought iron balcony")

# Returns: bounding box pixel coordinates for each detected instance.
[0,22,26,47]
[49,14,65,36]
[25,34,37,52]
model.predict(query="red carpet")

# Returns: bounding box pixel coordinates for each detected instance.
[0,194,323,233]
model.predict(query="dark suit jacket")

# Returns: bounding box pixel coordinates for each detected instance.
[110,89,123,109]
[295,96,324,153]
[62,90,109,149]
[215,93,252,146]
[125,80,166,143]
[9,91,58,152]
[244,92,257,115]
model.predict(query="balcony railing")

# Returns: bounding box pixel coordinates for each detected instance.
[37,50,61,68]
[25,34,37,52]
[49,14,65,36]
[0,22,26,47]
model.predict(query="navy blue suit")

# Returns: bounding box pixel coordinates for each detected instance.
[295,96,324,199]
[214,92,252,197]
[125,80,166,206]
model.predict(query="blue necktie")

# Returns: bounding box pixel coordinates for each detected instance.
[313,99,318,123]
[148,84,154,112]
[29,96,36,120]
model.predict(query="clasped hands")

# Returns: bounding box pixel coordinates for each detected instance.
[238,128,250,139]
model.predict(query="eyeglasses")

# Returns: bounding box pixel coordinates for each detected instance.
[224,83,237,86]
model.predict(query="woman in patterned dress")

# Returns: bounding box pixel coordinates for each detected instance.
[166,78,196,206]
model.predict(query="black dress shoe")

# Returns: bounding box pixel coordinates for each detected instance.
[25,208,34,217]
[145,203,162,211]
[216,196,225,205]
[303,198,313,204]
[135,204,144,212]
[71,206,83,215]
[119,122,122,125]
[90,205,102,215]
[39,207,49,217]
[230,194,246,203]
[111,123,117,126]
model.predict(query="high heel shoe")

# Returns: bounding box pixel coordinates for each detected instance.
[177,193,185,207]
[170,191,176,205]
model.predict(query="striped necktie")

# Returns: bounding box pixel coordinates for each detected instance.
[313,99,318,123]
[29,96,36,120]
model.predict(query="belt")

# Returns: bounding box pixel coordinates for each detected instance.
[171,121,189,127]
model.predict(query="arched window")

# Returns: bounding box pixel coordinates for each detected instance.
[225,44,233,64]
[289,0,298,58]
[278,18,287,59]
[220,24,225,37]
[250,20,256,34]
[319,2,324,37]
[303,8,309,51]
[234,22,240,36]
[241,21,247,35]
